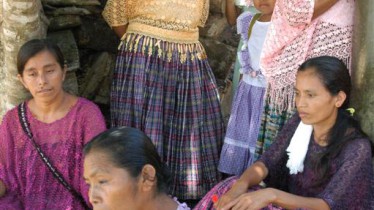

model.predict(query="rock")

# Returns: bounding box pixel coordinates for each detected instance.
[79,52,115,104]
[94,71,113,105]
[45,6,92,16]
[210,0,224,14]
[42,0,101,6]
[200,38,236,81]
[78,6,103,16]
[74,17,119,53]
[47,30,80,71]
[63,71,79,95]
[217,25,240,47]
[202,15,229,39]
[48,15,82,31]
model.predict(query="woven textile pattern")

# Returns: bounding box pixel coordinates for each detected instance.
[0,98,106,209]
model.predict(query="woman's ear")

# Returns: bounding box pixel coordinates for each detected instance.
[139,164,157,192]
[62,64,67,81]
[335,91,347,108]
[17,74,28,90]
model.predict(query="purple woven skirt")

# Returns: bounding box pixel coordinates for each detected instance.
[218,81,265,175]
[110,33,224,199]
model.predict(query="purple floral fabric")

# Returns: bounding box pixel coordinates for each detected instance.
[0,98,106,210]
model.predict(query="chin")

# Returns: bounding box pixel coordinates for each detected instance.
[300,118,313,125]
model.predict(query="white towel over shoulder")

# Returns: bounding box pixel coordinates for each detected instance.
[286,122,313,175]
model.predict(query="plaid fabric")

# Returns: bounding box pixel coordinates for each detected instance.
[254,97,295,160]
[218,81,265,175]
[111,33,224,199]
[194,176,283,210]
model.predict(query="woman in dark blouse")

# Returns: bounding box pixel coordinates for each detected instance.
[194,56,374,210]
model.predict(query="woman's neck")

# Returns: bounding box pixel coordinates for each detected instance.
[258,13,272,22]
[141,194,178,210]
[29,91,75,123]
[313,122,335,146]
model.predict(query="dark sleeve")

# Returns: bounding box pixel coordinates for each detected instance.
[317,138,374,209]
[258,113,300,190]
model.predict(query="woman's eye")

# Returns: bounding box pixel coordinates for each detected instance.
[98,180,108,184]
[47,69,55,73]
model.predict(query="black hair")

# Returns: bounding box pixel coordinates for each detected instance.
[83,127,172,194]
[17,39,65,75]
[298,56,373,184]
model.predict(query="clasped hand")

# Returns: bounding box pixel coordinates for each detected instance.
[215,188,273,210]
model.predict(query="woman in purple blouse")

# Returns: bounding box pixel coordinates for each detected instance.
[83,127,190,210]
[195,56,374,210]
[0,39,106,209]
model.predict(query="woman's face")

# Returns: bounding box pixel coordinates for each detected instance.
[18,50,66,102]
[253,0,276,16]
[83,151,140,210]
[295,68,344,128]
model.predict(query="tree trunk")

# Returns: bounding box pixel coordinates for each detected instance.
[351,0,374,139]
[0,0,47,118]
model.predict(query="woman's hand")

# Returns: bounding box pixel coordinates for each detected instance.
[215,180,248,210]
[221,188,274,210]
[0,180,6,197]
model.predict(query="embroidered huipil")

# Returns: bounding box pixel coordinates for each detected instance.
[103,0,209,62]
[260,0,354,111]
[0,98,106,210]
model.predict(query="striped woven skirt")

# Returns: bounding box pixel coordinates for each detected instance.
[254,95,295,160]
[110,33,224,199]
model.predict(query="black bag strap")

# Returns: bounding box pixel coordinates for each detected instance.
[18,102,91,210]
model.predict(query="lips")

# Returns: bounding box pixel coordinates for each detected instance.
[298,112,308,118]
[37,88,52,94]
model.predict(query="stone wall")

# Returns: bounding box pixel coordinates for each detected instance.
[42,0,238,120]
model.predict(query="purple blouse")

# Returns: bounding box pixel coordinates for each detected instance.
[259,114,374,209]
[0,98,106,210]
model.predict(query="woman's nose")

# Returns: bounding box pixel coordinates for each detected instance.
[37,73,47,86]
[296,96,306,108]
[89,186,101,205]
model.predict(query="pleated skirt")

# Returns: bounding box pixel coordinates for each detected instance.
[110,33,224,199]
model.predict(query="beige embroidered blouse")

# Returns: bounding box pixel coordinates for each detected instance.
[102,0,209,43]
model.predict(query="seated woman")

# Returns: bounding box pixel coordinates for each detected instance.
[83,127,190,210]
[195,56,374,210]
[0,39,106,209]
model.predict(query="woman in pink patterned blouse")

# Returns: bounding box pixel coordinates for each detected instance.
[0,39,106,209]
